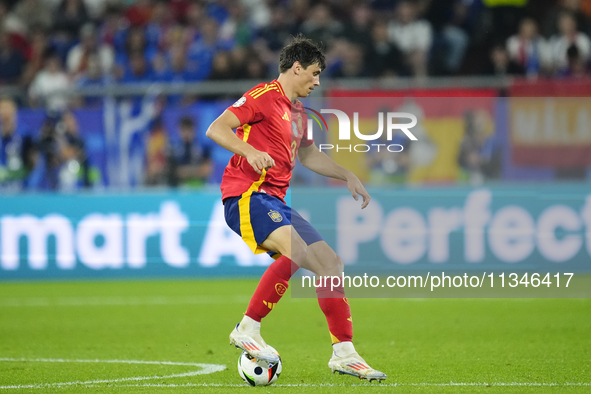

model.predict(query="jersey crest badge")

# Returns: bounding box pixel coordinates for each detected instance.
[275,283,287,296]
[268,210,283,222]
[233,97,246,107]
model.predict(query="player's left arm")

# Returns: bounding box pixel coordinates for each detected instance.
[298,143,371,209]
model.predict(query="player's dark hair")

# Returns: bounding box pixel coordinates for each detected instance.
[180,116,195,129]
[278,34,326,73]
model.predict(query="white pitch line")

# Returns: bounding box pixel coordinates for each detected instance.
[110,382,591,388]
[0,358,226,390]
[0,295,249,307]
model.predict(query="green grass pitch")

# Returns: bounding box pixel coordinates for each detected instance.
[0,279,590,393]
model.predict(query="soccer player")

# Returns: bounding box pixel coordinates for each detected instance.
[206,35,387,381]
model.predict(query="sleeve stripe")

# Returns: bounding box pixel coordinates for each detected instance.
[250,85,268,96]
[250,84,279,99]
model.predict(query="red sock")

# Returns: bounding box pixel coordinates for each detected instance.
[316,284,353,343]
[245,256,299,322]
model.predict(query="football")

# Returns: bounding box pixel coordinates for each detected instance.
[237,351,282,386]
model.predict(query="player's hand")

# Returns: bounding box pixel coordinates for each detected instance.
[346,175,371,209]
[246,150,275,175]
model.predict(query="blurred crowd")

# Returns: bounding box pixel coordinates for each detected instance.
[0,97,95,191]
[0,95,213,191]
[1,0,590,191]
[0,0,589,110]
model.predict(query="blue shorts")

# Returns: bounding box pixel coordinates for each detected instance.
[224,192,324,256]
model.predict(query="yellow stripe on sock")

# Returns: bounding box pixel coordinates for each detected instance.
[330,332,340,344]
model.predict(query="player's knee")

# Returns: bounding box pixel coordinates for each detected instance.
[334,255,344,275]
[323,255,343,277]
[290,239,308,266]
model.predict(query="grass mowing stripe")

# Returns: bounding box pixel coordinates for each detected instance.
[0,295,250,307]
[0,358,226,367]
[1,280,589,393]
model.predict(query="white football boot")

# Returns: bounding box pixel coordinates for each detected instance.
[229,315,280,363]
[328,341,387,382]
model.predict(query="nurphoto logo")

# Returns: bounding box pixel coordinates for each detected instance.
[304,108,418,153]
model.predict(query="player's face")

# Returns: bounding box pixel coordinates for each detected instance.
[297,63,322,97]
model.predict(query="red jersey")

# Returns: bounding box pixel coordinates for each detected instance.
[221,79,313,201]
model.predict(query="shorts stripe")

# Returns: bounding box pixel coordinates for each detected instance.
[238,171,267,254]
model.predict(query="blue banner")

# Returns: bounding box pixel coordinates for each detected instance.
[1,185,590,280]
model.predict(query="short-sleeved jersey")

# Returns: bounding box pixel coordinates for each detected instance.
[221,79,314,202]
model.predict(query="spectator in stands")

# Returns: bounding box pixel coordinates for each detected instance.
[144,118,169,186]
[387,0,433,77]
[209,51,234,80]
[366,133,411,185]
[145,0,173,52]
[168,116,212,187]
[342,4,373,53]
[331,41,368,78]
[557,43,591,77]
[219,1,252,48]
[482,0,528,44]
[0,1,28,44]
[543,0,590,38]
[123,0,152,27]
[12,0,53,32]
[67,23,114,80]
[168,43,194,81]
[74,55,107,107]
[98,4,126,47]
[28,52,71,112]
[0,30,26,84]
[116,26,156,68]
[20,28,50,86]
[186,18,227,81]
[21,135,45,191]
[424,0,470,75]
[119,50,153,83]
[301,4,343,46]
[243,54,267,79]
[56,111,90,190]
[183,1,206,46]
[53,0,90,42]
[257,6,295,54]
[507,18,551,77]
[484,44,525,76]
[36,115,61,190]
[367,20,408,77]
[151,51,170,81]
[0,97,26,190]
[83,0,109,21]
[458,109,500,185]
[241,0,271,30]
[549,11,591,72]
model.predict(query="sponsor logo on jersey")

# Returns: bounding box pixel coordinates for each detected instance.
[268,210,283,222]
[275,283,287,296]
[233,97,247,107]
[282,112,290,121]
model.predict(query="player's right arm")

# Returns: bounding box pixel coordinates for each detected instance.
[206,110,275,175]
